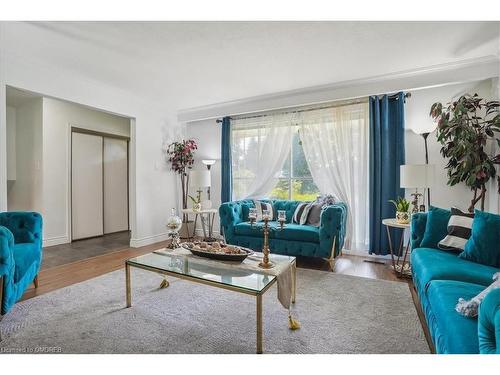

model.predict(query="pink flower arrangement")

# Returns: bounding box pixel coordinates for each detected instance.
[165,139,198,222]
[165,139,198,175]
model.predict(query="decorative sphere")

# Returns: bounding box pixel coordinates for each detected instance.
[166,208,182,233]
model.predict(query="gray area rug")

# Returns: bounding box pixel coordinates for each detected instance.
[0,268,429,354]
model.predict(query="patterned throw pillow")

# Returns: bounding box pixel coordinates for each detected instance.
[252,200,274,221]
[292,203,308,224]
[438,207,474,251]
[292,202,324,226]
[305,203,323,227]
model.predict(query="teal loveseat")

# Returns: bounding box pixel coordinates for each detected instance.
[219,200,347,260]
[410,212,500,354]
[0,212,43,327]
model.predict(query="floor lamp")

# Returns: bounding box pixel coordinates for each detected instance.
[413,123,437,208]
[202,159,216,205]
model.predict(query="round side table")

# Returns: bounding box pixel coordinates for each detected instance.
[382,218,411,278]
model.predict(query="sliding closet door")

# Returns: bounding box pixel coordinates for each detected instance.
[72,132,104,240]
[103,137,128,234]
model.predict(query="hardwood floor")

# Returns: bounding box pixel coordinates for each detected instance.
[41,231,131,269]
[22,239,170,301]
[23,241,404,301]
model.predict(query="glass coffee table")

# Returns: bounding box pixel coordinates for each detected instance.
[125,250,297,354]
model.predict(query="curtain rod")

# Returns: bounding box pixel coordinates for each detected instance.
[216,92,411,123]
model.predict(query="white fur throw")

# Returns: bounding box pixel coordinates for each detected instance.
[455,272,500,318]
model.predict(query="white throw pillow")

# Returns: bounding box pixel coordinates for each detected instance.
[456,272,500,318]
[252,200,274,221]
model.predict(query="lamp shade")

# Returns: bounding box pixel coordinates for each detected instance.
[202,159,216,166]
[189,170,211,188]
[412,122,438,135]
[400,164,435,188]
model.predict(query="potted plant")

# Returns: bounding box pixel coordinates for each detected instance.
[164,139,197,235]
[389,197,411,224]
[430,94,500,212]
[188,194,202,212]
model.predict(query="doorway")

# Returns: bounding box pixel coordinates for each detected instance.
[71,127,129,241]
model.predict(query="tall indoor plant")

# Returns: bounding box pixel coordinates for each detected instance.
[430,94,500,212]
[165,139,197,223]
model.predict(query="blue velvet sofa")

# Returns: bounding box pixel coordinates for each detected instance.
[410,212,500,354]
[219,200,347,260]
[0,212,43,320]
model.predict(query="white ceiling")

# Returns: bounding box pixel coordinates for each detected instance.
[2,21,499,111]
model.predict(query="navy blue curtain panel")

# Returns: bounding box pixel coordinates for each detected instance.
[220,116,232,204]
[369,92,406,255]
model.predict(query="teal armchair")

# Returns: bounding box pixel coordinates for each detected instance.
[219,199,347,261]
[0,212,43,322]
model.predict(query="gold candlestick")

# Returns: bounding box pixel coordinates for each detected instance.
[249,215,286,269]
[259,217,274,269]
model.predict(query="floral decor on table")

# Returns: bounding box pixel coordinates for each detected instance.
[188,194,202,212]
[430,94,500,212]
[389,197,411,224]
[164,139,197,222]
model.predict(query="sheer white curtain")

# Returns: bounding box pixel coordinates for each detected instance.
[299,103,369,252]
[232,113,295,200]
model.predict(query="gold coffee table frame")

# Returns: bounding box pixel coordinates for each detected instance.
[125,253,297,354]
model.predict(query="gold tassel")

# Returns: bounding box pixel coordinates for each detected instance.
[288,314,301,330]
[159,279,169,289]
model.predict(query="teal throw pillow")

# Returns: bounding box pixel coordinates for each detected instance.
[459,210,500,268]
[420,206,451,249]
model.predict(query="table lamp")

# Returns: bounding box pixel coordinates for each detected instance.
[400,164,435,213]
[189,170,212,209]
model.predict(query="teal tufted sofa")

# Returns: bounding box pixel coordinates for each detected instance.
[410,212,500,354]
[219,200,347,259]
[0,212,43,322]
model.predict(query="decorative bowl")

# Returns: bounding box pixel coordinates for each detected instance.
[180,242,253,262]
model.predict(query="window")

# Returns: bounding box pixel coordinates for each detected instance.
[231,117,320,201]
[230,101,369,252]
[268,130,320,200]
[232,126,262,200]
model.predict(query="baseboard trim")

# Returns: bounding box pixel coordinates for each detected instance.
[129,232,170,248]
[193,229,222,239]
[341,249,391,260]
[43,235,70,247]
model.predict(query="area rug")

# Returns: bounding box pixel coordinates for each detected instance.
[0,267,429,354]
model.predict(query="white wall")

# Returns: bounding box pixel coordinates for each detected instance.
[185,119,222,233]
[405,79,498,213]
[42,97,131,246]
[6,106,16,181]
[7,98,43,212]
[0,42,183,248]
